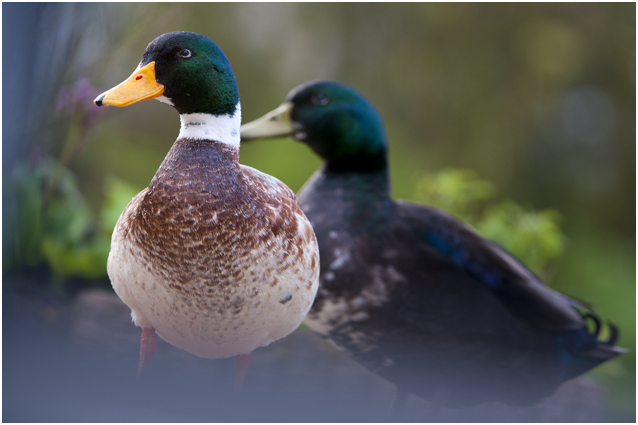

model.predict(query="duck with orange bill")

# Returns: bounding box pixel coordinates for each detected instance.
[94,32,320,391]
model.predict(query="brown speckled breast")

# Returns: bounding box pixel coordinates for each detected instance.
[107,138,319,359]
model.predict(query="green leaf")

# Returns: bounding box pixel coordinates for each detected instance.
[414,168,495,222]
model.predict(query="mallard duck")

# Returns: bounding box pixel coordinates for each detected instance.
[240,80,623,408]
[93,32,319,390]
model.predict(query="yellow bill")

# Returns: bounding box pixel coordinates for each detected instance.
[94,62,165,107]
[240,102,294,141]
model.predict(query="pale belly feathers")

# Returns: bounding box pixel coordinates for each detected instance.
[107,167,319,359]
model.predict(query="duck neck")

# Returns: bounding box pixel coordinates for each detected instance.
[324,152,388,175]
[177,101,242,149]
[301,165,393,222]
[323,165,391,200]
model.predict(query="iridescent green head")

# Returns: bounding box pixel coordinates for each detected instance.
[95,31,239,117]
[241,80,388,173]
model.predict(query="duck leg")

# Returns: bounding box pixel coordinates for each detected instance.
[233,352,253,393]
[137,327,157,377]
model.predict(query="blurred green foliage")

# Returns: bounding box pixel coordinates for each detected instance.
[477,202,563,276]
[3,156,139,282]
[415,169,495,219]
[415,169,564,278]
[40,176,139,280]
[4,159,48,269]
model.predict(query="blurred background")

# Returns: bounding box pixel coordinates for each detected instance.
[3,3,635,422]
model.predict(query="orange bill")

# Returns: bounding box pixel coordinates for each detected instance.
[94,62,165,107]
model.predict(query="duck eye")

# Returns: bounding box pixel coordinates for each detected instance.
[310,94,329,106]
[178,49,192,58]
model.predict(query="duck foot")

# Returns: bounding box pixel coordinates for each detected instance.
[233,352,253,393]
[137,327,157,377]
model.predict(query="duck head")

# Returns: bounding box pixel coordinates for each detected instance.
[95,32,241,145]
[95,31,239,116]
[241,80,388,173]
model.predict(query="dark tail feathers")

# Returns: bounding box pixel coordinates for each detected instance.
[560,313,625,381]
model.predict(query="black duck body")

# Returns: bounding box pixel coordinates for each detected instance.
[299,168,617,407]
[241,80,622,408]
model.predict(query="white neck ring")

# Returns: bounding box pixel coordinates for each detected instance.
[177,102,242,148]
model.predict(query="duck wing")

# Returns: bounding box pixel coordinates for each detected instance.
[395,200,587,331]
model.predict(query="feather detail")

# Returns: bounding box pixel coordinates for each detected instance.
[108,139,319,359]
